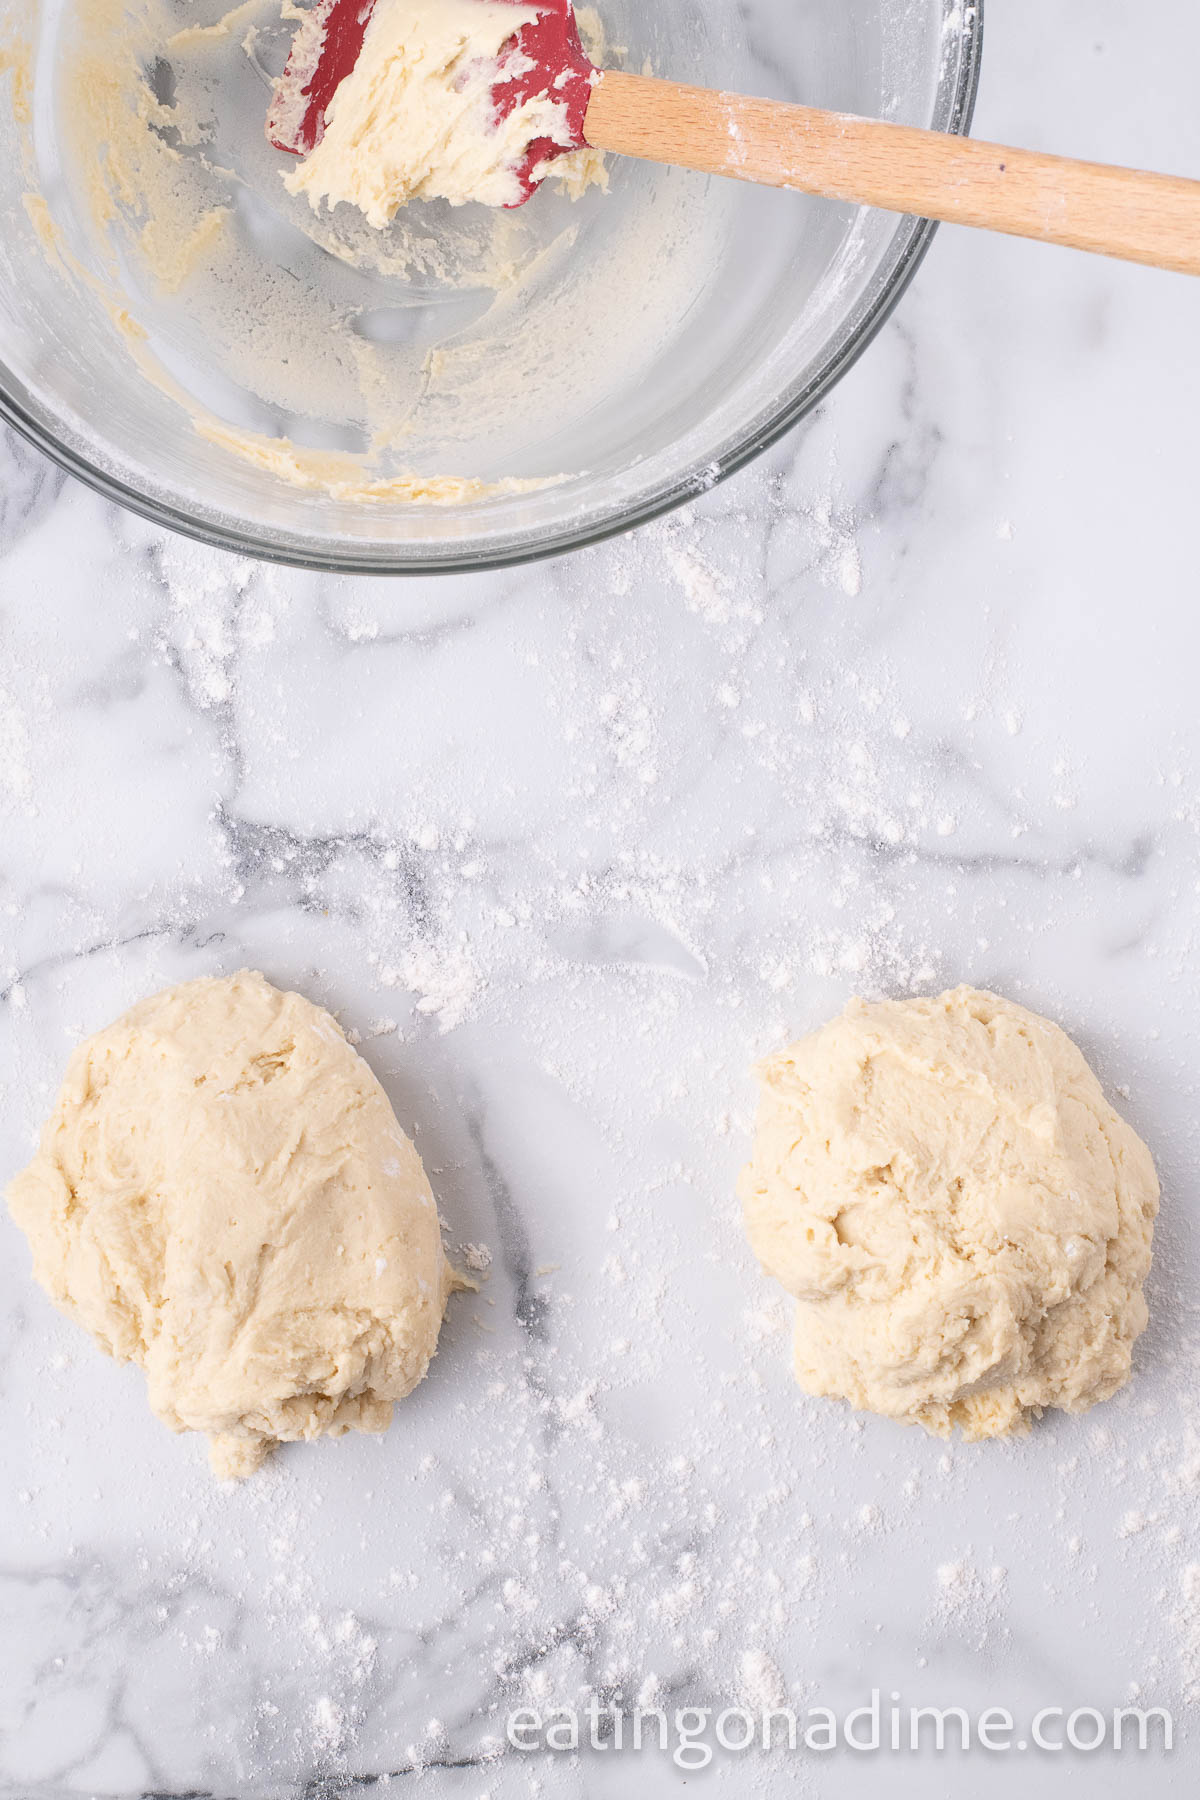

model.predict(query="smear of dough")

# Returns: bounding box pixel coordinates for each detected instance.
[0,37,33,127]
[197,417,558,501]
[8,971,467,1479]
[167,0,267,49]
[740,987,1159,1440]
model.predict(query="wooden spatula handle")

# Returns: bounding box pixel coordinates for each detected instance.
[585,70,1200,277]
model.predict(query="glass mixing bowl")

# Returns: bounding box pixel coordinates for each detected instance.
[0,0,981,572]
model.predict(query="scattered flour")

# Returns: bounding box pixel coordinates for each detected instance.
[3,461,1199,1793]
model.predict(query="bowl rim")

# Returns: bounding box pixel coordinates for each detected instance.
[0,0,984,576]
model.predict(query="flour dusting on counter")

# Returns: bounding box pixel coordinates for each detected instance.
[3,454,1199,1780]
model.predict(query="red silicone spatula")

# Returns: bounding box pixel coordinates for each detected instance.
[268,0,595,205]
[269,0,1200,274]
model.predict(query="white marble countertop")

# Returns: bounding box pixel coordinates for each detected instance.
[3,3,1200,1795]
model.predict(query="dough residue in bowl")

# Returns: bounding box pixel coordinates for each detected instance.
[17,0,720,508]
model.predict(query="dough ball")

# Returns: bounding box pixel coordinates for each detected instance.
[739,987,1159,1439]
[8,971,460,1478]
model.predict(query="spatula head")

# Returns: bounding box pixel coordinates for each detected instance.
[267,0,596,206]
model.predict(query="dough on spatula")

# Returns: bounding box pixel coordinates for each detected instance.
[8,970,460,1477]
[740,986,1159,1438]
